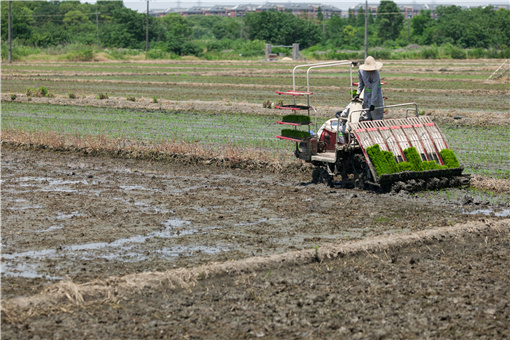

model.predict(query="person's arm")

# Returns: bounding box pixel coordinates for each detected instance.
[356,70,364,98]
[340,103,351,118]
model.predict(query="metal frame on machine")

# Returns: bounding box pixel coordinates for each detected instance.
[276,60,355,142]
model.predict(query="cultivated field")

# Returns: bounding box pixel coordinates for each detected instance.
[1,59,510,338]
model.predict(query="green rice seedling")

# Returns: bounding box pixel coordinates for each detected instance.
[421,160,446,170]
[403,147,423,171]
[383,150,399,174]
[127,96,136,102]
[10,94,16,101]
[440,149,460,168]
[152,96,158,103]
[367,144,394,175]
[281,114,311,124]
[68,92,77,99]
[280,129,310,140]
[397,161,413,172]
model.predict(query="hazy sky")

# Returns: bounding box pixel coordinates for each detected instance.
[83,0,509,11]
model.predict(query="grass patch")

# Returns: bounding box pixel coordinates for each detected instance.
[26,86,53,98]
[97,92,109,100]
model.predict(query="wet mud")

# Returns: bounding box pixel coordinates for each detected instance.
[2,146,509,338]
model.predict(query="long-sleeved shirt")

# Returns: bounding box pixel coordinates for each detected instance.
[357,69,384,120]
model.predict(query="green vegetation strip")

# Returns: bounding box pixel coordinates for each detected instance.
[2,102,509,179]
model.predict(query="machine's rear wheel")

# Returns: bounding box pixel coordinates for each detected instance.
[339,152,369,189]
[312,167,333,187]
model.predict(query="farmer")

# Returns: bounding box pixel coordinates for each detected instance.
[354,56,384,121]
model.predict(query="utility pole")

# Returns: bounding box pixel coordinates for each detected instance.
[146,0,149,53]
[364,0,368,59]
[240,12,243,39]
[407,14,410,43]
[8,0,12,63]
[96,11,100,46]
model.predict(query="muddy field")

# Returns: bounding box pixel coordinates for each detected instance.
[2,145,510,338]
[2,58,510,338]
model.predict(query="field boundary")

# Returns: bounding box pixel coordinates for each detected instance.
[3,218,509,319]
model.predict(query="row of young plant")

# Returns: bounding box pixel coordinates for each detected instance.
[366,144,460,176]
[2,102,295,163]
[440,125,510,179]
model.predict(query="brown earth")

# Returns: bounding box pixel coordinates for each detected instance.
[2,145,510,338]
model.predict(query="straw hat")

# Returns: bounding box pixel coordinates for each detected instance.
[359,56,383,71]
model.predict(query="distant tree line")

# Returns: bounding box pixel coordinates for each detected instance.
[1,0,509,58]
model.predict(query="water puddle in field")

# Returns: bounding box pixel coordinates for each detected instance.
[5,198,43,210]
[7,176,91,193]
[1,218,229,279]
[56,211,82,219]
[463,208,510,217]
[36,225,64,233]
[236,218,283,227]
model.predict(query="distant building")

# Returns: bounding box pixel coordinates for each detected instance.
[149,2,509,19]
[149,2,342,18]
[349,2,510,19]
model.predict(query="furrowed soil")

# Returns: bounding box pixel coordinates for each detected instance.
[2,145,510,338]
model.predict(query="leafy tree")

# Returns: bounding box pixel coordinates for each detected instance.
[317,6,324,22]
[356,8,365,27]
[245,10,321,48]
[27,1,61,26]
[494,8,510,47]
[63,10,91,26]
[156,13,192,54]
[59,1,83,16]
[325,13,344,41]
[347,9,356,26]
[343,25,356,45]
[212,17,241,40]
[0,2,35,42]
[375,1,404,42]
[411,10,434,37]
